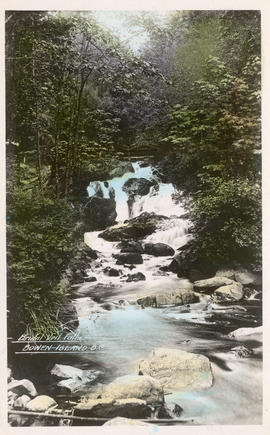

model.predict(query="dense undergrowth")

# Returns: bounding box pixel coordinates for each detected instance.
[6,10,261,336]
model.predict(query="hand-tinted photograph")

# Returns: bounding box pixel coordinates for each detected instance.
[6,9,262,426]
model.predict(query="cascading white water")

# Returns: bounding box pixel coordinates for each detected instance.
[86,161,190,249]
[87,162,185,221]
[82,161,192,304]
[74,161,262,425]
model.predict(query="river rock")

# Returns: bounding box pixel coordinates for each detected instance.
[228,326,263,338]
[75,398,152,419]
[117,240,144,253]
[137,287,197,308]
[51,364,86,380]
[51,364,101,393]
[84,276,97,282]
[100,302,119,311]
[103,416,153,426]
[216,268,262,286]
[138,348,213,392]
[101,375,164,404]
[229,345,254,358]
[126,272,146,282]
[213,282,244,302]
[99,212,168,241]
[234,270,262,286]
[13,394,31,409]
[157,402,182,419]
[215,269,237,280]
[144,243,175,257]
[244,287,261,300]
[194,276,234,293]
[26,395,57,412]
[167,252,216,279]
[103,266,122,276]
[56,376,98,394]
[8,379,37,397]
[122,178,155,197]
[114,252,143,265]
[82,196,117,231]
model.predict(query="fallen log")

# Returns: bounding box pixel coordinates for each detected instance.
[8,409,194,424]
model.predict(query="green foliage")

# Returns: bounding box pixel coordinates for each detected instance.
[139,10,261,269]
[163,54,260,176]
[188,176,261,268]
[6,11,159,196]
[6,10,262,338]
[6,160,79,337]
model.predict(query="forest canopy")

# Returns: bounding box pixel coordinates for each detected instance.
[6,10,261,336]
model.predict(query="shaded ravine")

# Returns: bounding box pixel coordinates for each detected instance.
[70,160,262,425]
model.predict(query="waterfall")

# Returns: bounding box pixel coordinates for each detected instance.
[83,161,191,287]
[87,162,187,222]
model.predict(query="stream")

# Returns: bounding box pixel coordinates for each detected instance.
[10,160,262,426]
[71,161,262,425]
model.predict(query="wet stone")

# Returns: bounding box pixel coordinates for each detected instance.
[126,272,146,282]
[8,379,37,398]
[229,345,254,358]
[114,252,143,265]
[103,266,122,277]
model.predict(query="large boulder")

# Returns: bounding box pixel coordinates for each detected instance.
[194,276,234,293]
[166,252,217,279]
[100,375,164,404]
[114,252,143,265]
[51,364,87,380]
[26,395,57,412]
[82,196,117,231]
[138,348,213,392]
[8,379,37,398]
[215,269,237,280]
[117,240,144,254]
[51,364,101,394]
[216,268,262,286]
[228,326,262,338]
[166,253,183,274]
[75,398,152,419]
[122,178,155,197]
[213,282,244,302]
[144,243,175,257]
[99,212,168,241]
[13,395,31,410]
[56,376,98,394]
[137,287,197,308]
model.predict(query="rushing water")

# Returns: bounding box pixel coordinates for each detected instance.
[69,161,263,425]
[8,160,262,426]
